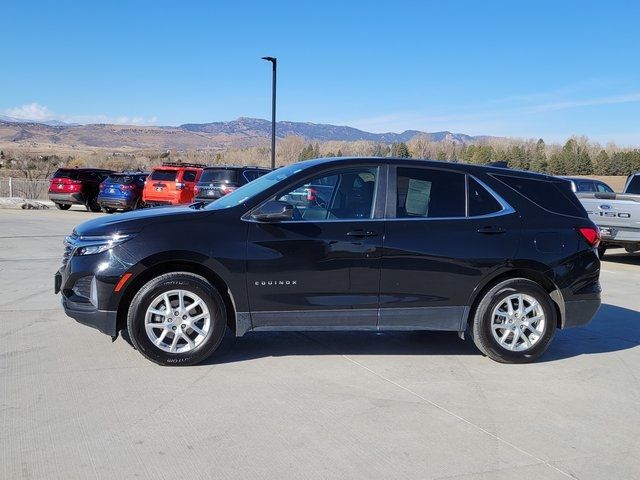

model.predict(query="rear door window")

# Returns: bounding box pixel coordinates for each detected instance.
[150,170,178,181]
[396,167,466,218]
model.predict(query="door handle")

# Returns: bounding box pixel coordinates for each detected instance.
[477,226,506,235]
[347,229,378,237]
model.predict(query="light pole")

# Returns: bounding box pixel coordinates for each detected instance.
[262,56,277,169]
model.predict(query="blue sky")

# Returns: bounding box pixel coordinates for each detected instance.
[2,0,640,144]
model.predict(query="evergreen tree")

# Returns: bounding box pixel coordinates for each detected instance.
[436,150,447,161]
[593,150,611,175]
[547,153,566,175]
[372,144,385,157]
[391,142,411,158]
[298,144,316,161]
[529,139,547,172]
[337,149,343,157]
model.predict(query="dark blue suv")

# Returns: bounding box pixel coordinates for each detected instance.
[97,172,148,213]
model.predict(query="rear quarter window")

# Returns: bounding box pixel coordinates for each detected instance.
[494,174,587,218]
[626,175,640,194]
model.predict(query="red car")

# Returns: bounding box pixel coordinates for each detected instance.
[142,163,205,206]
[48,168,114,212]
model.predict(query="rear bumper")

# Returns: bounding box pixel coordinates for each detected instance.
[97,195,136,209]
[561,293,601,328]
[49,192,85,205]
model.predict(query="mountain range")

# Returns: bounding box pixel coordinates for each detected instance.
[0,116,494,152]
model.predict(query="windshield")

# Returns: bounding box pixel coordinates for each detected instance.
[206,163,305,210]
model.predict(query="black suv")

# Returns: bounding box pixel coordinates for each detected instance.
[194,166,270,202]
[55,157,601,365]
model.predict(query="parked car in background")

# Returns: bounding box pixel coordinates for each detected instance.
[577,171,640,256]
[194,166,270,203]
[56,157,601,366]
[142,163,205,206]
[48,168,114,212]
[561,176,614,193]
[97,172,148,213]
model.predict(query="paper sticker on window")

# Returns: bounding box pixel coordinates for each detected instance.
[405,179,431,216]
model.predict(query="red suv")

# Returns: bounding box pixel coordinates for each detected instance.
[48,168,114,211]
[142,163,205,206]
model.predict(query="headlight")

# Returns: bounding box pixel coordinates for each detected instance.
[74,233,134,256]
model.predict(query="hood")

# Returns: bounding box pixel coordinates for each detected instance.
[73,206,209,237]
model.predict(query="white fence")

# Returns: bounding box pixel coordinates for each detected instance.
[0,178,50,200]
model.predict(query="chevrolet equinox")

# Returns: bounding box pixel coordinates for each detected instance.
[55,157,602,365]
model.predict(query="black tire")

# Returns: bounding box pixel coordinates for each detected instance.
[86,196,102,212]
[470,278,557,364]
[598,245,607,258]
[103,207,117,214]
[55,203,71,210]
[127,272,228,366]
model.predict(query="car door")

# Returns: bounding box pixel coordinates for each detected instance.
[246,164,386,329]
[379,166,520,331]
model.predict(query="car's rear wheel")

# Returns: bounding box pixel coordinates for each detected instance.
[127,272,228,366]
[103,207,117,214]
[470,278,556,363]
[55,203,71,210]
[86,196,102,212]
[598,245,607,257]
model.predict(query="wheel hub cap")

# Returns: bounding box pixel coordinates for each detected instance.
[144,289,211,353]
[490,293,546,352]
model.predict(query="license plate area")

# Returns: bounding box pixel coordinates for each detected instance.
[600,227,616,238]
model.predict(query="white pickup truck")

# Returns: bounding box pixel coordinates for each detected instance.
[577,173,640,256]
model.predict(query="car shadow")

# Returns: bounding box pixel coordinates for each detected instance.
[202,303,640,365]
[602,252,640,266]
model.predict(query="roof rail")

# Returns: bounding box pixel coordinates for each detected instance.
[160,161,208,168]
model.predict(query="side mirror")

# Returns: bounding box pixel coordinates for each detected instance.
[251,200,294,222]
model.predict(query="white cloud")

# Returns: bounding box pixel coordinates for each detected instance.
[6,102,55,121]
[3,103,158,125]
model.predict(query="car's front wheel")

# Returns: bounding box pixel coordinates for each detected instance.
[127,272,228,366]
[103,207,117,214]
[85,196,102,212]
[470,278,557,363]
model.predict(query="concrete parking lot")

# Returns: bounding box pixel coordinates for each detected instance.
[1,207,639,480]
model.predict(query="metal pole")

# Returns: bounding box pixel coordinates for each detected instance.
[8,177,12,197]
[262,56,277,169]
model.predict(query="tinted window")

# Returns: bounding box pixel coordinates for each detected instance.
[595,182,613,193]
[626,175,640,194]
[53,169,79,180]
[494,174,586,217]
[278,167,377,220]
[396,168,465,218]
[468,177,502,216]
[183,170,198,182]
[150,170,178,181]
[575,181,596,192]
[107,175,134,184]
[200,169,238,183]
[243,170,261,182]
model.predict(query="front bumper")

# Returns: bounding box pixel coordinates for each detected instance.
[61,294,118,336]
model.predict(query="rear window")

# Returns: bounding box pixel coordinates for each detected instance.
[200,169,238,183]
[494,174,586,217]
[107,175,134,184]
[627,175,640,194]
[53,170,80,180]
[150,170,178,181]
